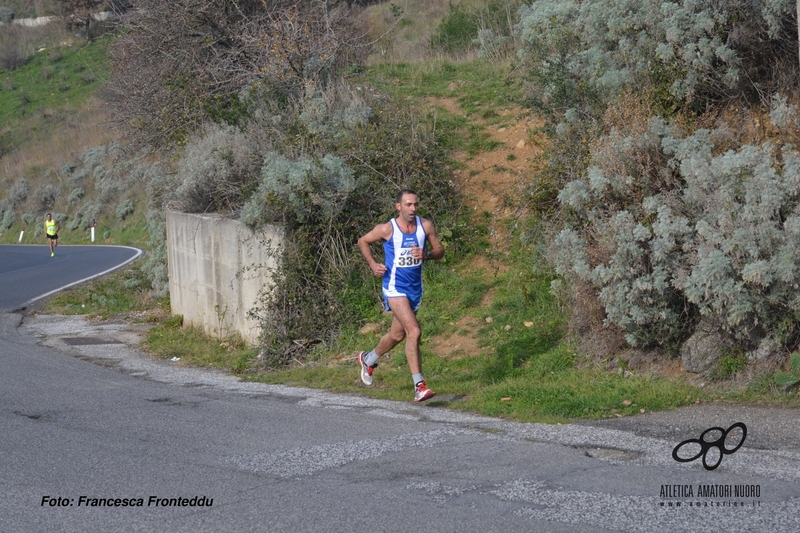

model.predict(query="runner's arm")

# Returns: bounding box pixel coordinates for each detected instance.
[358,223,392,276]
[420,219,444,260]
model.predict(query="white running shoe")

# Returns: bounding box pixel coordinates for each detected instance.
[357,351,376,386]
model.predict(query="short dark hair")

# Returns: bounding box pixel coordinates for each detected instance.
[396,189,418,203]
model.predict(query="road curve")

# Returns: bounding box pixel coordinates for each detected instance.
[0,244,143,311]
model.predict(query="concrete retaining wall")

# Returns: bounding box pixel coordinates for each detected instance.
[166,210,283,345]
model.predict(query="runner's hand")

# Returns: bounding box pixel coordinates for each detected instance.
[370,263,387,276]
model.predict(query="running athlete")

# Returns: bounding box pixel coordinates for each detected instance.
[356,190,445,402]
[44,213,59,257]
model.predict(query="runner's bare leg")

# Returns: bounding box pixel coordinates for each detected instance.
[386,297,422,374]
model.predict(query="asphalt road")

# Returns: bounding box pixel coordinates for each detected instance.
[0,244,142,310]
[2,247,800,532]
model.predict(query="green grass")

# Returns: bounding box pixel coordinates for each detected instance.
[0,36,110,122]
[43,262,159,320]
[365,58,517,156]
[367,58,519,106]
[203,254,712,422]
[0,34,112,159]
[145,317,258,374]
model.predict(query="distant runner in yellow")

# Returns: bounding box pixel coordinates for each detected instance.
[44,213,59,257]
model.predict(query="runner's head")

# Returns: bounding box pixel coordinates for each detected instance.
[395,189,417,204]
[395,190,419,222]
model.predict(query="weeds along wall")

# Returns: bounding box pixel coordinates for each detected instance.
[166,210,284,346]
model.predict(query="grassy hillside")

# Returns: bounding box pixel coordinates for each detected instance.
[8,1,800,421]
[0,25,147,246]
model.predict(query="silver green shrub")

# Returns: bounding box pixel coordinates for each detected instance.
[68,187,85,205]
[0,7,14,24]
[22,213,36,226]
[6,178,29,208]
[93,165,106,183]
[115,199,135,221]
[0,210,14,231]
[553,100,800,352]
[173,124,260,213]
[79,143,118,170]
[68,168,88,188]
[299,80,372,140]
[516,0,794,110]
[140,162,175,298]
[62,161,77,175]
[67,201,101,231]
[240,152,356,226]
[34,184,60,210]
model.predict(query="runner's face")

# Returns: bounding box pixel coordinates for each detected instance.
[396,194,419,223]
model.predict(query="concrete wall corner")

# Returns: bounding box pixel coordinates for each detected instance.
[166,209,283,345]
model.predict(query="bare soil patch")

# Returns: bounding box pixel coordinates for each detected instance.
[421,98,545,359]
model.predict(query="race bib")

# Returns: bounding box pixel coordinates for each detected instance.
[395,253,422,268]
[395,234,421,268]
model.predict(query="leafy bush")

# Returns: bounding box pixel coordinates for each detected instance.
[115,199,134,221]
[61,161,77,175]
[68,187,85,205]
[0,209,14,231]
[237,85,459,365]
[516,0,797,118]
[241,153,356,226]
[0,7,15,24]
[93,165,106,182]
[68,201,101,231]
[34,183,60,210]
[6,177,29,207]
[432,3,480,54]
[79,144,112,170]
[551,96,800,353]
[173,124,260,213]
[68,168,89,187]
[139,162,175,298]
[520,0,800,359]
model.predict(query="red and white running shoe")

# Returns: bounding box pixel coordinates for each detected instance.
[413,381,435,402]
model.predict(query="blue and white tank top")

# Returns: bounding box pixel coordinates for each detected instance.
[383,216,427,299]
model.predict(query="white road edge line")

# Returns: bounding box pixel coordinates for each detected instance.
[21,246,144,307]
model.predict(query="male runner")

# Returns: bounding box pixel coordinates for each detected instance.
[356,189,445,402]
[44,213,59,257]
